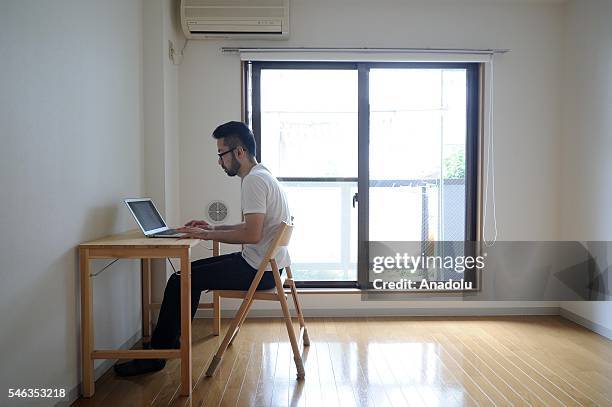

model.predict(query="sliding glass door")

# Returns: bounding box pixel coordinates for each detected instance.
[248,62,479,289]
[253,64,359,285]
[364,66,478,285]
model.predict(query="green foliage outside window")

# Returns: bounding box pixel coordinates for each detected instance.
[443,148,465,179]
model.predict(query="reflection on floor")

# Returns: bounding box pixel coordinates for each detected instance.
[73,316,612,406]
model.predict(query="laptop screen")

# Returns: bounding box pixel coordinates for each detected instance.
[127,200,166,232]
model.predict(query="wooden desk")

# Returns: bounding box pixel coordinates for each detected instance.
[79,230,206,398]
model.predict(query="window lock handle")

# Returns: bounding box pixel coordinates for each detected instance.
[352,192,358,208]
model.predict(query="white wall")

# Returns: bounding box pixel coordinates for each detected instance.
[163,0,182,229]
[179,0,566,311]
[143,0,182,227]
[559,0,612,336]
[0,0,145,404]
[142,0,184,302]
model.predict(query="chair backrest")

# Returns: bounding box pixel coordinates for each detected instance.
[260,221,294,266]
[277,223,293,248]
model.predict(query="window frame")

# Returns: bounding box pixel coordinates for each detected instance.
[247,60,480,290]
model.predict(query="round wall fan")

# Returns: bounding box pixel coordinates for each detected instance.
[207,201,228,224]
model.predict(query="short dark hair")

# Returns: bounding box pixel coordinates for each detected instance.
[212,121,256,157]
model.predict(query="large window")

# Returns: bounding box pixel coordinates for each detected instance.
[247,62,480,289]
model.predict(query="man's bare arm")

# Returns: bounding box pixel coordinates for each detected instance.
[184,219,245,231]
[177,214,263,244]
[211,222,246,231]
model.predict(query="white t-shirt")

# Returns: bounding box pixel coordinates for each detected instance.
[241,164,292,270]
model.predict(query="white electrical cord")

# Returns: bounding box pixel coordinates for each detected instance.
[170,39,189,65]
[180,38,189,56]
[483,54,498,247]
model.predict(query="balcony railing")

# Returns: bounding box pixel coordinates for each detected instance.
[280,178,466,282]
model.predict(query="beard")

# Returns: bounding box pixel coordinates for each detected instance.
[222,155,241,177]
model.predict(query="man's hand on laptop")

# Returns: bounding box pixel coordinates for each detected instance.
[184,220,213,230]
[175,226,211,240]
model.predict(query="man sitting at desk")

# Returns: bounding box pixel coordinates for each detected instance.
[114,121,292,376]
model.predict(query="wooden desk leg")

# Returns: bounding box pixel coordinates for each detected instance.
[212,241,220,336]
[213,292,220,336]
[141,259,152,342]
[80,248,94,398]
[179,251,192,397]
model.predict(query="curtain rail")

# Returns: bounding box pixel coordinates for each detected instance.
[221,47,510,55]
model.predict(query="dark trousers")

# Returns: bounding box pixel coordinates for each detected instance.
[150,252,277,349]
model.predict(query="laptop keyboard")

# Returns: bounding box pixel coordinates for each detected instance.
[155,229,178,235]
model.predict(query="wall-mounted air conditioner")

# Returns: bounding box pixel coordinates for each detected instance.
[180,0,289,40]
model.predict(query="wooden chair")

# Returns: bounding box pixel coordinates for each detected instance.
[199,221,310,379]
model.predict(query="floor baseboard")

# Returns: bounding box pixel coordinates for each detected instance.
[559,308,612,340]
[195,306,561,318]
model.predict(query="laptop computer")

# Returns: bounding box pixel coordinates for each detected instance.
[124,198,185,238]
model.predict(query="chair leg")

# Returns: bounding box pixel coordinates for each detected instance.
[291,285,310,346]
[228,310,248,347]
[272,265,305,379]
[213,291,220,336]
[286,266,310,346]
[205,291,256,377]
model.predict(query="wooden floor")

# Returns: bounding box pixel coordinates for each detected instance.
[73,316,612,407]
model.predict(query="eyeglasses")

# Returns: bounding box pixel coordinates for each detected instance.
[217,147,237,159]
